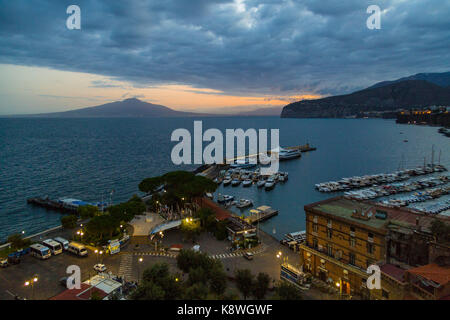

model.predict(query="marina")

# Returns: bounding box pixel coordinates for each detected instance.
[343,175,449,200]
[315,164,447,192]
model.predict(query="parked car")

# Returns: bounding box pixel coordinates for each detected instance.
[0,258,8,268]
[7,254,20,265]
[93,264,107,272]
[243,252,254,260]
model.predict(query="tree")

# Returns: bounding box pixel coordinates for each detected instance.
[184,283,209,300]
[234,269,254,300]
[430,220,450,243]
[132,263,184,300]
[7,233,31,250]
[214,220,228,241]
[274,281,303,300]
[188,266,208,286]
[61,215,77,229]
[77,205,99,219]
[253,272,271,299]
[209,268,228,296]
[177,249,218,275]
[130,281,165,300]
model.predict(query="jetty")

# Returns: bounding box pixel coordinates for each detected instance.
[285,143,317,152]
[246,206,279,224]
[27,197,108,214]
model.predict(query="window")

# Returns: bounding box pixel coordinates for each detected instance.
[327,244,333,257]
[327,219,332,228]
[367,242,374,254]
[313,237,318,249]
[327,228,332,239]
[349,253,356,265]
[350,226,355,236]
[313,223,318,233]
[350,237,356,247]
[368,232,374,242]
[313,215,318,223]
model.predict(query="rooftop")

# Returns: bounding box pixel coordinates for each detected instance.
[50,283,108,300]
[407,263,450,286]
[306,196,450,232]
[380,264,406,283]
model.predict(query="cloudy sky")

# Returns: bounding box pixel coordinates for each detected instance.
[0,0,449,114]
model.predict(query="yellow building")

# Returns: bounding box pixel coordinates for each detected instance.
[300,196,450,299]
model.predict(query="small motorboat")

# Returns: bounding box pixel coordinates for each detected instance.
[213,177,222,185]
[278,172,288,182]
[236,199,253,208]
[257,180,266,188]
[243,179,253,187]
[223,178,232,186]
[265,179,275,191]
[217,194,234,204]
[231,179,241,187]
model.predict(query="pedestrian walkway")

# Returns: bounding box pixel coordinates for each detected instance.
[210,244,267,260]
[130,244,267,260]
[133,251,178,258]
[118,253,134,281]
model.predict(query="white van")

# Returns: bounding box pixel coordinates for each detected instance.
[68,242,88,257]
[42,239,63,255]
[54,237,70,251]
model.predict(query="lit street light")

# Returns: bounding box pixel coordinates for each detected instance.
[24,275,38,300]
[137,257,143,283]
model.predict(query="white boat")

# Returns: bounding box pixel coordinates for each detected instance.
[279,172,288,182]
[231,179,241,187]
[265,179,275,191]
[236,199,253,208]
[223,178,232,186]
[257,180,266,188]
[230,158,257,169]
[243,179,253,187]
[217,194,234,204]
[279,149,302,160]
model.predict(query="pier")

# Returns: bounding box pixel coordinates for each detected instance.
[27,197,108,214]
[246,206,279,224]
[27,197,76,214]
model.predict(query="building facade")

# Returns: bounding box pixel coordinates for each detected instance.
[300,196,450,299]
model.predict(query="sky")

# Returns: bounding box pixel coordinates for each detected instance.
[0,0,449,115]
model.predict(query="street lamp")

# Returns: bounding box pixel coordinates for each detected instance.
[24,275,38,300]
[138,257,143,283]
[336,278,342,299]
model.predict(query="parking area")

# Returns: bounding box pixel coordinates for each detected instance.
[0,248,122,300]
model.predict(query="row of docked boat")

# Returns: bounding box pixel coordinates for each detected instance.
[227,147,302,169]
[380,185,450,207]
[217,194,254,208]
[315,164,447,193]
[344,176,449,200]
[214,168,288,191]
[410,199,450,215]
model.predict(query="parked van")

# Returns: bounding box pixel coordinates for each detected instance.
[68,242,88,257]
[54,237,70,251]
[42,239,63,255]
[30,243,52,260]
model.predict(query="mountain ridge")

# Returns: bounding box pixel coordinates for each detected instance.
[8,98,211,118]
[281,79,450,118]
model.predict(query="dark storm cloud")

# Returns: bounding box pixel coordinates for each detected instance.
[0,0,449,96]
